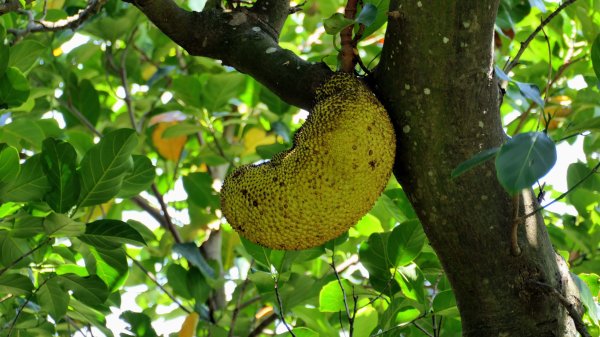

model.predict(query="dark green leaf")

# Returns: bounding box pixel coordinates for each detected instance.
[11,215,44,238]
[173,242,215,278]
[8,40,46,72]
[186,266,211,304]
[58,274,109,307]
[452,147,500,179]
[356,3,377,26]
[0,119,48,150]
[80,219,146,247]
[166,264,192,299]
[256,143,289,159]
[516,82,544,107]
[120,311,158,337]
[241,236,272,269]
[388,220,426,266]
[432,290,459,316]
[361,0,390,38]
[280,328,318,337]
[41,138,80,213]
[78,129,137,207]
[0,273,33,296]
[117,155,155,198]
[592,34,600,81]
[359,232,400,294]
[37,277,69,320]
[0,232,31,267]
[495,132,557,194]
[68,79,101,128]
[0,43,8,76]
[0,144,20,187]
[571,272,599,325]
[182,172,219,209]
[323,13,355,35]
[260,86,292,115]
[43,213,86,237]
[566,162,600,192]
[171,75,202,106]
[0,67,30,108]
[85,245,128,292]
[1,154,51,202]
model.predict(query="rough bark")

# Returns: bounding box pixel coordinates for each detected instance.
[372,1,580,336]
[127,0,584,335]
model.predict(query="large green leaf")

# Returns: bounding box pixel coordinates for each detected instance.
[0,144,20,187]
[323,13,355,35]
[432,289,459,317]
[58,274,109,307]
[116,155,155,198]
[8,40,46,73]
[202,73,247,112]
[182,172,220,209]
[571,272,599,325]
[0,232,31,267]
[395,264,425,303]
[37,276,69,320]
[78,129,138,207]
[591,34,600,81]
[495,132,557,194]
[388,220,426,267]
[0,273,34,296]
[84,245,129,292]
[318,279,357,312]
[79,219,146,247]
[0,67,30,108]
[120,311,158,337]
[1,154,51,202]
[41,138,80,213]
[11,215,44,238]
[66,78,100,128]
[43,213,86,238]
[359,232,400,294]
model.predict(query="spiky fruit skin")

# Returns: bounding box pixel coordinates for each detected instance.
[220,73,396,250]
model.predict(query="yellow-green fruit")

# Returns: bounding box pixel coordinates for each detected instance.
[220,73,396,250]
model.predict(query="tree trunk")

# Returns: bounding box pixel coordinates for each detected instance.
[127,0,584,335]
[372,1,580,336]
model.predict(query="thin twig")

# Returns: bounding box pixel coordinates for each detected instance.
[504,0,579,73]
[521,162,600,220]
[228,261,255,337]
[130,196,168,229]
[127,253,192,314]
[413,322,434,337]
[0,238,52,277]
[247,312,278,337]
[529,281,591,337]
[331,254,353,336]
[7,277,50,337]
[150,183,182,243]
[121,28,139,133]
[273,276,295,336]
[66,98,103,137]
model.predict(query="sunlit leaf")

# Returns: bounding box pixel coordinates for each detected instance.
[117,155,156,198]
[318,279,356,312]
[323,13,355,35]
[1,154,51,202]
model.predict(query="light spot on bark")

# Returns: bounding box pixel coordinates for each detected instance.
[478,121,484,128]
[424,88,431,95]
[428,170,434,177]
[443,37,449,44]
[404,84,410,90]
[265,47,277,54]
[463,21,471,28]
[417,1,422,7]
[483,109,488,114]
[228,12,247,26]
[481,195,488,200]
[403,125,411,133]
[252,26,261,32]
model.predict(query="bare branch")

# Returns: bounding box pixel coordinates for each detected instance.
[273,275,295,336]
[247,312,277,337]
[151,183,182,243]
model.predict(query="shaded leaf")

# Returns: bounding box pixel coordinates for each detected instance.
[592,34,600,81]
[451,147,500,179]
[323,13,355,35]
[58,274,109,307]
[173,242,215,279]
[202,73,247,112]
[0,67,30,108]
[0,144,20,187]
[0,273,33,296]
[1,154,51,202]
[43,213,85,238]
[8,40,46,72]
[495,132,556,194]
[356,3,377,26]
[516,81,544,107]
[41,138,80,213]
[79,219,146,247]
[117,155,155,198]
[388,220,426,267]
[432,290,459,317]
[78,129,137,207]
[120,311,158,337]
[572,272,599,325]
[182,172,219,209]
[37,277,69,320]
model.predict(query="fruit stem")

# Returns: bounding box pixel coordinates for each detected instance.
[340,0,358,73]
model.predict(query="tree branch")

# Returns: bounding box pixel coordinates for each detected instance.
[247,312,277,337]
[0,0,21,15]
[124,0,332,110]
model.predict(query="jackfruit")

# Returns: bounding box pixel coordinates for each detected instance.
[220,73,396,250]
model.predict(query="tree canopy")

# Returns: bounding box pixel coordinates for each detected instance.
[0,0,599,336]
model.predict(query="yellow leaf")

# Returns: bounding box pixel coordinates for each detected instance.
[242,127,277,155]
[255,306,273,320]
[52,47,63,57]
[141,64,157,81]
[46,0,65,9]
[179,312,199,337]
[152,122,187,161]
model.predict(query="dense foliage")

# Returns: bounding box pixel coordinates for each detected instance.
[0,0,599,336]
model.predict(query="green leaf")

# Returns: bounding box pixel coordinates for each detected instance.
[359,232,400,294]
[0,43,8,76]
[318,279,357,312]
[173,242,215,279]
[202,73,247,112]
[323,13,355,35]
[166,264,192,299]
[43,213,85,237]
[451,147,500,179]
[117,155,155,198]
[571,272,599,325]
[260,86,292,115]
[0,144,20,187]
[79,219,146,247]
[37,277,69,320]
[182,172,219,209]
[162,122,205,138]
[8,40,46,72]
[592,34,600,81]
[41,138,80,213]
[172,75,202,106]
[566,162,600,192]
[395,264,425,303]
[495,132,557,194]
[388,220,426,266]
[1,154,51,202]
[394,306,421,324]
[0,273,33,296]
[432,289,459,317]
[278,328,318,337]
[68,79,100,127]
[78,128,138,207]
[85,245,128,292]
[354,306,378,337]
[515,81,544,107]
[0,232,31,267]
[120,311,158,337]
[356,3,377,26]
[256,143,289,159]
[361,0,390,38]
[0,119,49,150]
[241,236,272,269]
[528,0,546,12]
[0,24,5,43]
[0,67,30,108]
[11,215,44,238]
[58,274,109,307]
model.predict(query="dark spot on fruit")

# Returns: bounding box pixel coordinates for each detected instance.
[280,181,285,187]
[368,149,373,156]
[352,145,357,150]
[369,160,376,170]
[367,126,372,131]
[253,200,258,207]
[352,163,358,169]
[241,189,248,195]
[231,170,242,178]
[273,177,278,182]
